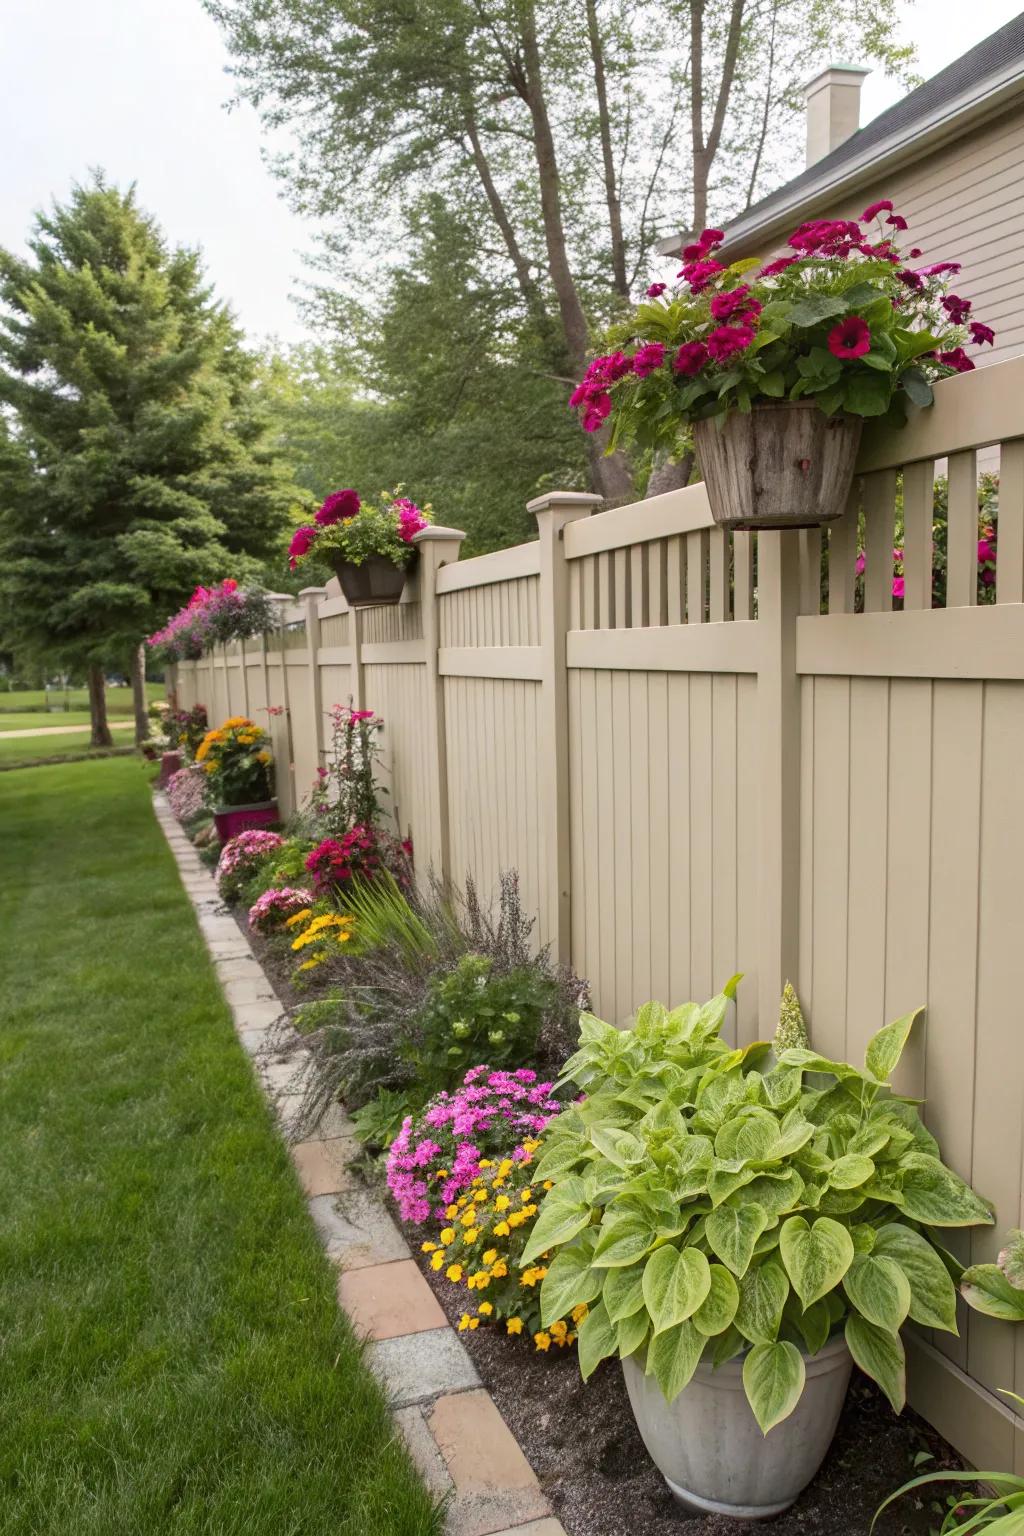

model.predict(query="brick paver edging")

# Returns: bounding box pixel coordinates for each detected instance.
[152,793,565,1536]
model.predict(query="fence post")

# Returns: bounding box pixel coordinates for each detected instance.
[528,490,603,964]
[412,525,467,881]
[300,586,328,767]
[755,530,802,1024]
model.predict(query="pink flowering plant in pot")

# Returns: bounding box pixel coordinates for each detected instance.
[574,202,994,530]
[288,487,432,606]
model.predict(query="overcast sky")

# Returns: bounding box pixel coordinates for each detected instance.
[2,0,1021,347]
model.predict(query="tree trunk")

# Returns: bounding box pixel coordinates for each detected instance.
[130,641,149,744]
[87,664,113,748]
[585,0,629,298]
[646,452,695,498]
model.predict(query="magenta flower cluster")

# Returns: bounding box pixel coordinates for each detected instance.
[166,766,205,822]
[385,1067,561,1223]
[216,829,284,892]
[247,885,314,934]
[147,580,239,660]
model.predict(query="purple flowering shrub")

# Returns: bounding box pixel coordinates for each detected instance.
[386,1066,560,1224]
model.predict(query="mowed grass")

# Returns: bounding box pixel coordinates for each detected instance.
[0,730,134,767]
[0,682,162,717]
[0,758,439,1536]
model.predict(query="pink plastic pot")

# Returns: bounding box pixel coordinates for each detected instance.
[158,751,182,787]
[213,800,279,842]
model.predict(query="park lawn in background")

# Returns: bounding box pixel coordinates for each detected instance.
[0,681,163,716]
[0,731,132,766]
[0,710,99,731]
[0,758,439,1536]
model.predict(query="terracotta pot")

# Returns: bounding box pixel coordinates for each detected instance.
[694,402,862,530]
[326,551,415,608]
[214,800,279,842]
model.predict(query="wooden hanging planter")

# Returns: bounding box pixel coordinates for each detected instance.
[693,401,862,531]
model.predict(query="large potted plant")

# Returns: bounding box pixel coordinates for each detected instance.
[288,488,431,606]
[196,715,277,841]
[523,984,994,1520]
[571,200,995,529]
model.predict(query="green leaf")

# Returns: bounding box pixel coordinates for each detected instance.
[900,367,934,407]
[759,370,785,398]
[603,1262,647,1324]
[520,1198,592,1265]
[860,351,894,372]
[743,1341,806,1434]
[532,1138,589,1183]
[864,1009,921,1081]
[829,1154,875,1190]
[577,1301,619,1381]
[898,1154,994,1228]
[872,1225,958,1332]
[590,1125,645,1169]
[692,1263,740,1337]
[790,1296,831,1355]
[779,1216,854,1309]
[592,1214,657,1269]
[960,1263,1024,1322]
[843,1254,912,1331]
[845,1314,906,1413]
[706,1203,769,1277]
[616,1306,650,1358]
[788,293,848,327]
[539,1245,602,1327]
[643,1246,712,1334]
[647,1317,705,1403]
[735,1258,789,1344]
[843,371,892,417]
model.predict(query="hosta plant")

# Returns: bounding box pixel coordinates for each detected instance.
[524,987,994,1434]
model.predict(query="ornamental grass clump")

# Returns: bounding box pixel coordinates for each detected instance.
[574,200,994,456]
[525,986,993,1434]
[215,828,284,902]
[288,487,431,572]
[420,1137,586,1350]
[386,1066,561,1224]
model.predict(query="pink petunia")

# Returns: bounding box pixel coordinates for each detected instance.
[892,576,905,599]
[969,321,995,347]
[288,524,319,569]
[827,316,871,360]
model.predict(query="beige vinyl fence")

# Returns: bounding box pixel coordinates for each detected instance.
[172,355,1024,1475]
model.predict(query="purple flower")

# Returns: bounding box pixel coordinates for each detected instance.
[969,321,995,347]
[646,282,667,298]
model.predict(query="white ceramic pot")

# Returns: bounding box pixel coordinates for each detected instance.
[621,1334,852,1521]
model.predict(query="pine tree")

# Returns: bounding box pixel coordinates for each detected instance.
[0,175,298,743]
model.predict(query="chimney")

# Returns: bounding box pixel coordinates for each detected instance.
[804,64,870,167]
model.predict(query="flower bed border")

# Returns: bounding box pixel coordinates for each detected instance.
[152,789,565,1536]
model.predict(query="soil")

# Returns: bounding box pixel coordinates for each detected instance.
[227,891,967,1536]
[412,1239,965,1536]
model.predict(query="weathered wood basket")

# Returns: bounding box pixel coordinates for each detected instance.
[694,401,862,530]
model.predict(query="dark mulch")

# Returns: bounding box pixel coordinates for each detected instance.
[412,1240,964,1536]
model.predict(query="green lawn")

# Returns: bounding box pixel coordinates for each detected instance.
[0,731,135,767]
[0,758,438,1536]
[0,682,163,718]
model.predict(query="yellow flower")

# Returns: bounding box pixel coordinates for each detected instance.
[571,1303,590,1324]
[431,1251,445,1271]
[494,1195,511,1213]
[469,1271,489,1289]
[506,1317,524,1336]
[520,1189,533,1203]
[457,1313,480,1331]
[285,909,313,928]
[534,1332,552,1352]
[460,1209,476,1227]
[482,1249,498,1266]
[445,1205,459,1221]
[421,1241,438,1253]
[256,750,271,764]
[493,1221,510,1238]
[464,1228,480,1244]
[550,1320,568,1340]
[477,1302,493,1316]
[520,1266,547,1288]
[543,1180,554,1191]
[506,1212,526,1229]
[297,955,326,971]
[445,1264,463,1283]
[490,1261,508,1279]
[473,1189,487,1203]
[498,1160,514,1178]
[479,1159,493,1169]
[440,1228,456,1245]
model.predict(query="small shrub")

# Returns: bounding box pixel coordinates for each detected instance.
[248,886,314,934]
[167,766,205,822]
[216,829,285,902]
[385,1066,560,1223]
[403,953,555,1091]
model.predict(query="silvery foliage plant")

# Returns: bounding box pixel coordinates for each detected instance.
[524,985,993,1434]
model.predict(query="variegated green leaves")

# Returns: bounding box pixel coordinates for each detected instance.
[527,993,994,1432]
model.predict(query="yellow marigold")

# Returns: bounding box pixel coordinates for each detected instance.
[459,1209,476,1227]
[195,739,211,762]
[440,1228,456,1245]
[464,1227,480,1244]
[430,1251,445,1271]
[506,1317,524,1335]
[445,1205,459,1221]
[490,1261,508,1279]
[534,1332,552,1352]
[479,1159,493,1169]
[435,1169,450,1179]
[482,1249,498,1266]
[445,1264,463,1283]
[469,1271,489,1289]
[498,1160,514,1178]
[473,1189,487,1203]
[506,1212,526,1229]
[571,1303,590,1324]
[494,1195,511,1213]
[256,751,271,764]
[297,955,326,971]
[549,1320,568,1340]
[477,1302,493,1317]
[421,1241,438,1253]
[223,716,251,728]
[543,1180,554,1191]
[520,1189,533,1203]
[471,1177,483,1188]
[493,1221,510,1238]
[285,909,313,928]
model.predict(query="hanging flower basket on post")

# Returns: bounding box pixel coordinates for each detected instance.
[570,199,993,531]
[288,487,431,607]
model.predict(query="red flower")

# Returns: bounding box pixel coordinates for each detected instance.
[632,341,666,378]
[710,285,752,320]
[861,199,894,222]
[969,321,995,347]
[673,341,709,376]
[896,269,923,291]
[706,325,755,362]
[760,256,799,277]
[316,488,361,526]
[288,525,319,569]
[942,294,971,324]
[937,348,975,373]
[827,316,871,359]
[645,282,667,298]
[886,213,908,231]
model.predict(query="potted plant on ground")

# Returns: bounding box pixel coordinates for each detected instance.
[287,488,431,606]
[196,715,277,841]
[571,201,995,529]
[524,984,993,1519]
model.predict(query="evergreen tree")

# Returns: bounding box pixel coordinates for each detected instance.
[0,175,299,744]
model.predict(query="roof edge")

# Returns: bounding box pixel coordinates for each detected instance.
[657,55,1024,261]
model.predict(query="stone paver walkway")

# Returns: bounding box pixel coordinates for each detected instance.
[152,791,565,1536]
[0,719,134,739]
